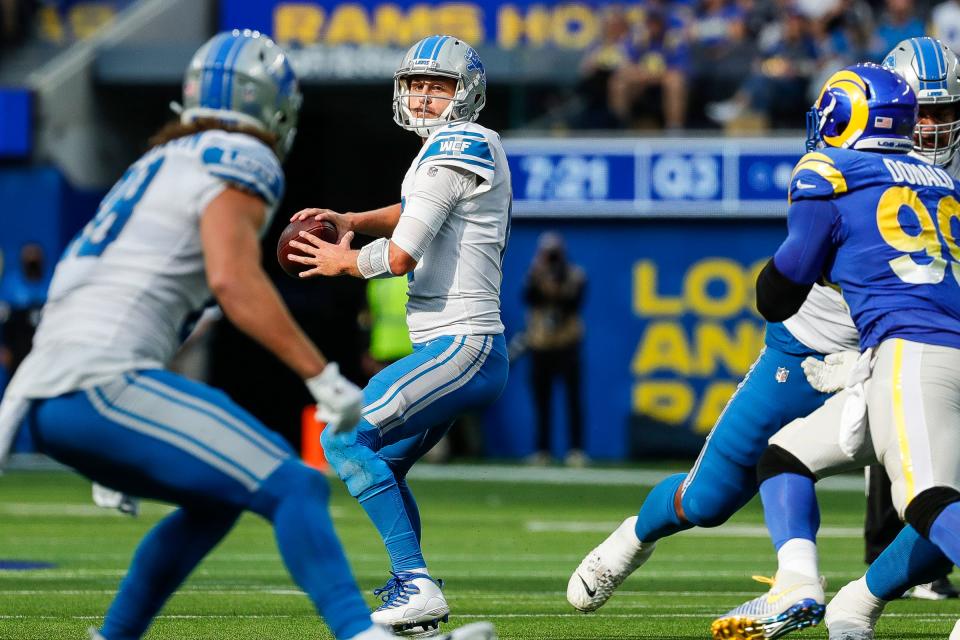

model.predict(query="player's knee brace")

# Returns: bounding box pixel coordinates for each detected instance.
[756,445,816,485]
[904,486,960,539]
[320,424,394,498]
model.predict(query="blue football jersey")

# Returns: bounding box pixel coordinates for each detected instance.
[790,147,960,350]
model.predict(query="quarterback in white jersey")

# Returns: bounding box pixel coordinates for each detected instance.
[287,35,510,635]
[0,31,498,640]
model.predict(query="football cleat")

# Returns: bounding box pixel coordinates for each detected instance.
[951,619,960,640]
[711,571,825,639]
[908,577,960,600]
[567,516,656,612]
[371,571,450,636]
[88,628,107,640]
[91,483,140,517]
[825,576,884,640]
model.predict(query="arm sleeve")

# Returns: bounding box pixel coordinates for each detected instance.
[755,199,839,322]
[391,164,473,262]
[773,198,839,285]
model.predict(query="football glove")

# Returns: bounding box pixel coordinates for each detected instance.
[800,350,859,393]
[305,362,363,433]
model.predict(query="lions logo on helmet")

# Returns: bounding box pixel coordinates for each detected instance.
[393,35,487,137]
[883,37,960,166]
[177,29,302,159]
[805,63,917,153]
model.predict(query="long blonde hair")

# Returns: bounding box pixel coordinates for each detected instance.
[149,118,278,151]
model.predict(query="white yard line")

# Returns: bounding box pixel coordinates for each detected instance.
[525,521,864,538]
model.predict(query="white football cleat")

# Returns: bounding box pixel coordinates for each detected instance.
[950,618,960,640]
[908,577,959,600]
[825,577,885,640]
[88,628,107,640]
[91,483,139,516]
[371,571,450,636]
[567,516,655,612]
[711,570,825,639]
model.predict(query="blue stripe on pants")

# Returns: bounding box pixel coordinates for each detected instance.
[30,369,293,509]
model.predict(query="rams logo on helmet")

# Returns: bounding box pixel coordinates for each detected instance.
[806,63,917,154]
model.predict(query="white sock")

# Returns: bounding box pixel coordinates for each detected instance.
[407,566,428,575]
[613,516,645,552]
[777,538,819,581]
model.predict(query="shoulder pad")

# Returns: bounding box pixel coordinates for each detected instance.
[790,150,848,202]
[200,133,285,206]
[418,129,495,182]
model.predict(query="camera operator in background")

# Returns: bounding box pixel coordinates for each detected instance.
[523,232,587,467]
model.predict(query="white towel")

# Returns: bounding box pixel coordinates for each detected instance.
[838,347,874,459]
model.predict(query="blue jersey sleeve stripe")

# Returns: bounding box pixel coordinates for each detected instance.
[420,150,494,167]
[210,171,280,204]
[421,139,494,163]
[421,153,493,167]
[419,156,496,172]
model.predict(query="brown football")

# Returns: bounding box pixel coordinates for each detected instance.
[277,218,339,277]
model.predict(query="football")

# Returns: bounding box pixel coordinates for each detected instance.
[276,218,339,277]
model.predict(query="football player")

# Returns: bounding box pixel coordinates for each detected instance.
[0,30,493,640]
[711,62,960,640]
[738,38,960,640]
[286,35,510,635]
[565,36,960,621]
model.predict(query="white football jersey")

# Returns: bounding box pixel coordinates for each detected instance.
[400,121,511,343]
[7,130,284,399]
[782,284,859,354]
[782,151,960,355]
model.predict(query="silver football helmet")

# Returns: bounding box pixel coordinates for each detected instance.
[883,37,960,166]
[393,35,487,137]
[177,29,302,159]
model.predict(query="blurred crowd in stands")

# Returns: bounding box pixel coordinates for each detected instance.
[0,0,35,49]
[569,0,956,131]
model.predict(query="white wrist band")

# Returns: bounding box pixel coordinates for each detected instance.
[357,237,392,279]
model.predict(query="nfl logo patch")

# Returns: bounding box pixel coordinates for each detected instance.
[874,116,893,129]
[775,367,789,383]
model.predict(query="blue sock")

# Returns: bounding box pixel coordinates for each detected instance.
[635,473,692,543]
[759,473,819,550]
[259,463,372,640]
[397,478,422,542]
[929,502,960,567]
[866,525,952,600]
[359,478,426,571]
[100,507,239,640]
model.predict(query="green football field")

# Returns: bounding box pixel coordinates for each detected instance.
[1,466,959,639]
